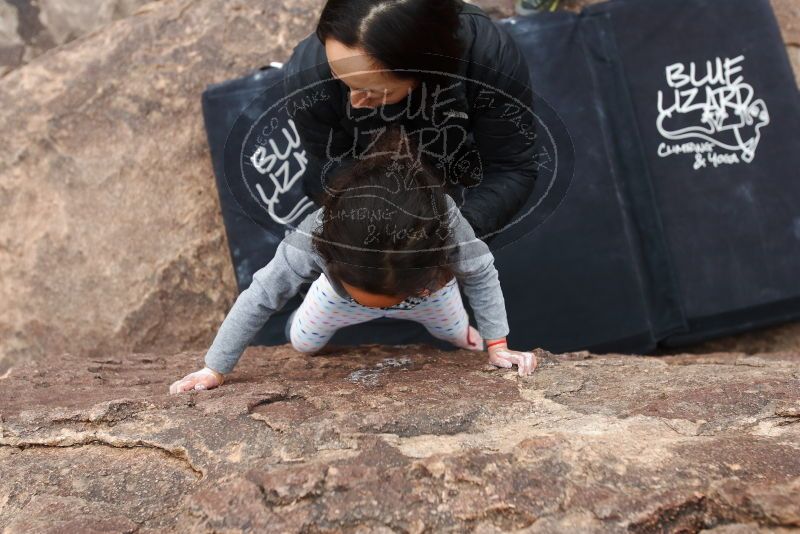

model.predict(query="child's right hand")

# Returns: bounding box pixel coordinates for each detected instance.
[169,367,225,394]
[486,339,537,377]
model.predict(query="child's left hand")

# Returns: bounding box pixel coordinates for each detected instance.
[169,367,225,394]
[487,339,537,376]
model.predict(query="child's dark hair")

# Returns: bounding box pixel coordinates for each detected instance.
[312,127,455,297]
[316,0,466,85]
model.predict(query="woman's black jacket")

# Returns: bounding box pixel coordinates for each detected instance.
[282,1,538,241]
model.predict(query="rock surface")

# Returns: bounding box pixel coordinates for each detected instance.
[1,345,798,532]
[0,0,158,76]
[658,322,800,357]
[1,0,799,370]
[0,0,325,370]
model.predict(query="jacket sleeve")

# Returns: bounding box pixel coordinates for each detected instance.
[204,212,323,374]
[283,36,353,201]
[460,20,538,241]
[445,196,510,341]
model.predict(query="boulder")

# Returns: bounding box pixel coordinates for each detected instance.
[770,0,800,86]
[0,0,325,370]
[1,0,799,374]
[773,0,800,46]
[1,344,798,532]
[0,0,159,76]
[790,45,800,86]
[0,1,23,77]
[659,322,800,357]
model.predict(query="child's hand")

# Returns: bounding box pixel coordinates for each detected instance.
[169,367,225,394]
[487,339,537,376]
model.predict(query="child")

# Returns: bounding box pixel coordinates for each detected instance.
[170,130,537,394]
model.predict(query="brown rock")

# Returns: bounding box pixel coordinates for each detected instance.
[0,1,24,77]
[0,0,157,76]
[1,344,798,531]
[658,321,800,357]
[1,0,799,372]
[3,495,140,534]
[788,44,800,86]
[0,0,325,370]
[774,0,800,46]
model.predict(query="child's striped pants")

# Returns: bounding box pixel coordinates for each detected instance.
[288,273,483,353]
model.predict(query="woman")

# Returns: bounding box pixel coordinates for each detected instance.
[282,0,538,242]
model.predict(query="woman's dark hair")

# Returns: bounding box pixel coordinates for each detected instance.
[312,127,455,297]
[316,0,466,83]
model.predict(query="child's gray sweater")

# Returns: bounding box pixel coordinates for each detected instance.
[204,196,510,374]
